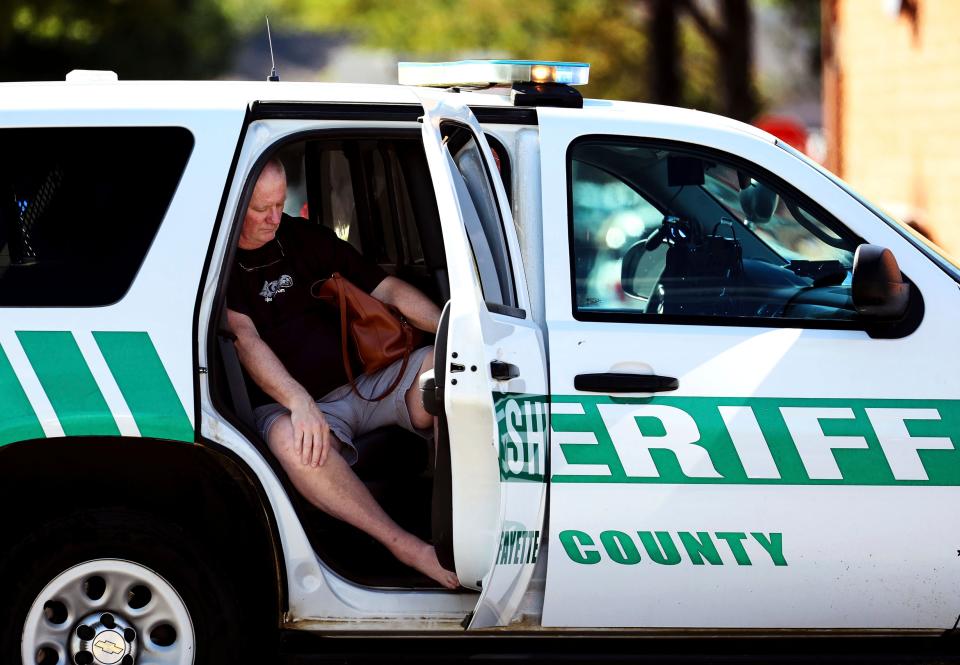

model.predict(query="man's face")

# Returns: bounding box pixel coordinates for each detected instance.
[239,167,286,250]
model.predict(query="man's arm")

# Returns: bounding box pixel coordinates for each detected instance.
[226,308,333,467]
[371,276,441,333]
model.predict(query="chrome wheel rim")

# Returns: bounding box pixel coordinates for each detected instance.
[22,559,195,665]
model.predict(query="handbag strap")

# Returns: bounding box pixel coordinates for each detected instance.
[333,274,414,402]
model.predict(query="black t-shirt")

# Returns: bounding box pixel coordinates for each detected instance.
[227,214,387,406]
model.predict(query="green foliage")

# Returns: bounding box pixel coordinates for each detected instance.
[266,0,776,114]
[0,0,236,81]
[215,0,277,33]
[0,0,808,119]
[272,0,651,102]
[679,19,724,112]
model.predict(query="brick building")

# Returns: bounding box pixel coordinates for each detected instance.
[823,0,960,254]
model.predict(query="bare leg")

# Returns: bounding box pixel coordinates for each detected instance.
[268,415,459,589]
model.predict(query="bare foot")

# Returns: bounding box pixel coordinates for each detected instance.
[391,537,459,589]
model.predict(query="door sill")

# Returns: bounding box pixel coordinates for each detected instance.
[284,617,469,633]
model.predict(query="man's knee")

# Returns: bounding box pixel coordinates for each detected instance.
[266,415,294,457]
[406,384,434,431]
[266,414,343,470]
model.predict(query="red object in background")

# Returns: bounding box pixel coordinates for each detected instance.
[754,115,808,154]
[300,201,309,218]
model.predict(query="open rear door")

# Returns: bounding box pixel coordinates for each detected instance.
[418,92,549,628]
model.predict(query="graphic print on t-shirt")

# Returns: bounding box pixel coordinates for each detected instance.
[228,215,387,404]
[259,274,293,302]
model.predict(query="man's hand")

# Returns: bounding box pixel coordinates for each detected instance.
[228,309,335,466]
[289,398,334,467]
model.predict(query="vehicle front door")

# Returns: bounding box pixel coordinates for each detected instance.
[538,107,960,629]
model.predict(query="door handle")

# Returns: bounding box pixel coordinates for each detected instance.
[574,373,679,393]
[490,360,520,381]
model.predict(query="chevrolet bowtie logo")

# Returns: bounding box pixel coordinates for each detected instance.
[94,638,124,655]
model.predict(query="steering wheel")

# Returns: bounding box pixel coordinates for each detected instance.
[645,215,697,252]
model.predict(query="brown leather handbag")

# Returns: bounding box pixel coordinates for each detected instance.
[311,272,422,401]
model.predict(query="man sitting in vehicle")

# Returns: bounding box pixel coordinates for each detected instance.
[226,158,459,589]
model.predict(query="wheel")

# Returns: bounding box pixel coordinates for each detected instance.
[23,559,192,665]
[0,510,263,665]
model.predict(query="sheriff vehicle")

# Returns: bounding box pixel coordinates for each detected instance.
[1,60,958,664]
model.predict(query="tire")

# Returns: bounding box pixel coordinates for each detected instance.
[0,509,264,665]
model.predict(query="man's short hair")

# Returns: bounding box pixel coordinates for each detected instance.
[262,157,286,181]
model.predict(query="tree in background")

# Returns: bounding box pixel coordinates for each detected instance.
[275,0,651,103]
[677,0,758,121]
[272,0,778,121]
[0,0,236,81]
[0,0,818,125]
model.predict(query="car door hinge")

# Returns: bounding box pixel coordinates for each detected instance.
[198,366,208,375]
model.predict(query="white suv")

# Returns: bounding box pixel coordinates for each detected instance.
[0,61,957,663]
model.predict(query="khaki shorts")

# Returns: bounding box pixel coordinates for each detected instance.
[253,345,434,466]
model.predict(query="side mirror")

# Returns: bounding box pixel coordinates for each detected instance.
[852,244,909,318]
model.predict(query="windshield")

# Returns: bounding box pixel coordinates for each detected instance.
[776,140,960,284]
[701,164,851,264]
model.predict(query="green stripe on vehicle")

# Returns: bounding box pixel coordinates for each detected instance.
[17,331,119,437]
[0,344,44,445]
[94,331,193,442]
[551,395,960,486]
[496,392,548,482]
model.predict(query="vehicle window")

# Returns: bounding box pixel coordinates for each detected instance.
[308,141,423,269]
[368,148,400,265]
[389,146,425,267]
[0,127,193,307]
[311,146,361,252]
[572,161,665,310]
[569,138,861,324]
[441,122,516,308]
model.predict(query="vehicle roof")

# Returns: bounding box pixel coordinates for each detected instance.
[579,98,773,143]
[0,78,774,143]
[0,80,426,112]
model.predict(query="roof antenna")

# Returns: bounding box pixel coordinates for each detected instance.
[265,17,280,82]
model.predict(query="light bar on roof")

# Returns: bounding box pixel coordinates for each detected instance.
[398,59,589,87]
